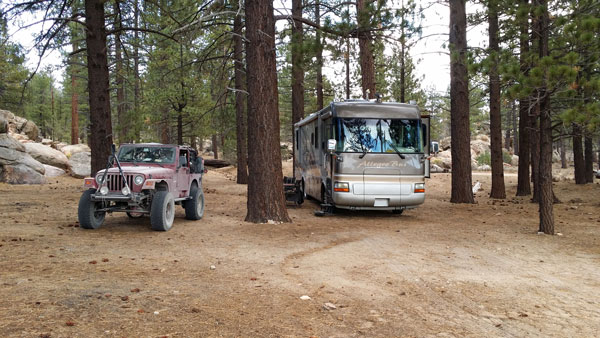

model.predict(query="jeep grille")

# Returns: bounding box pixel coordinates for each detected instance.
[105,174,134,192]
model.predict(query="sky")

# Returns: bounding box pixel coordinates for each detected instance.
[7,1,487,96]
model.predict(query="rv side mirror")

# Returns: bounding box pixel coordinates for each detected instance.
[327,139,337,153]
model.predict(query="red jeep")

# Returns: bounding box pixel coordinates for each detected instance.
[78,144,205,231]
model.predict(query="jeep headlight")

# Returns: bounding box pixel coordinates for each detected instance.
[134,175,144,185]
[96,173,105,184]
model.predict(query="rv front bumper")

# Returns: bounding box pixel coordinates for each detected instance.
[331,177,425,210]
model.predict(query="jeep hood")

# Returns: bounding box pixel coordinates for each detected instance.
[99,166,174,180]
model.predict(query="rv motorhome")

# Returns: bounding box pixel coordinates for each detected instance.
[293,100,430,213]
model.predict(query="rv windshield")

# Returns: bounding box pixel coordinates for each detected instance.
[336,118,422,154]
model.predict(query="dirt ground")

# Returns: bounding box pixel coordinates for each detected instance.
[1,162,599,338]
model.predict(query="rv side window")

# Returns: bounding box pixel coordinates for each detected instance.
[314,127,319,149]
[295,130,299,150]
[311,132,314,145]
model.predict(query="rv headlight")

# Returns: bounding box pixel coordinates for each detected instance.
[414,183,425,193]
[134,175,144,185]
[99,186,109,195]
[333,182,350,192]
[96,173,105,184]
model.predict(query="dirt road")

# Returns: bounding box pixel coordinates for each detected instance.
[1,165,599,337]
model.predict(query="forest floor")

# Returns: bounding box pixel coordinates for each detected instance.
[1,161,600,338]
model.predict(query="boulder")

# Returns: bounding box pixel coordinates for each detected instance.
[0,134,26,152]
[61,143,91,158]
[0,115,7,134]
[440,136,451,150]
[41,138,53,145]
[68,151,91,178]
[470,139,490,157]
[0,146,45,174]
[9,133,29,142]
[431,164,444,173]
[433,150,452,169]
[511,155,519,166]
[0,164,46,184]
[475,134,490,142]
[20,120,40,141]
[477,164,491,171]
[43,164,66,177]
[24,142,70,170]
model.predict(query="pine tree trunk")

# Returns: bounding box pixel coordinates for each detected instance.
[530,105,540,202]
[212,134,219,160]
[488,3,505,199]
[133,0,141,141]
[114,1,126,144]
[345,38,350,99]
[449,0,474,204]
[70,36,79,145]
[85,0,113,175]
[291,0,304,177]
[572,123,586,184]
[512,101,518,155]
[315,0,324,110]
[357,0,376,99]
[584,133,593,183]
[516,0,531,196]
[536,0,553,234]
[244,0,291,223]
[560,132,568,169]
[234,13,248,184]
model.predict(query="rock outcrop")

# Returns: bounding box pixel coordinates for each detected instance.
[69,152,91,178]
[0,134,46,184]
[24,142,70,171]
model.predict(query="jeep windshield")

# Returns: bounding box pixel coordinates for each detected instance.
[117,145,176,164]
[335,118,422,154]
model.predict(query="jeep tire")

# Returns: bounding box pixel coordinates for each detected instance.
[78,189,106,229]
[150,191,175,231]
[184,184,204,220]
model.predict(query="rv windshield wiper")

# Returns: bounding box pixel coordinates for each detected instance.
[387,143,406,160]
[359,149,369,159]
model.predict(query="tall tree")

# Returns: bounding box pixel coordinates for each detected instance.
[584,133,594,183]
[85,0,113,175]
[357,0,375,99]
[291,0,304,162]
[488,0,506,199]
[572,123,586,183]
[516,0,531,196]
[244,0,291,223]
[113,0,126,144]
[233,11,248,184]
[315,0,324,110]
[535,0,553,234]
[449,0,474,204]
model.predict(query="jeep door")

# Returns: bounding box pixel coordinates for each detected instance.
[176,149,191,198]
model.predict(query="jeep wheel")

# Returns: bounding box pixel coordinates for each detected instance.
[150,191,175,231]
[184,184,205,220]
[78,189,106,229]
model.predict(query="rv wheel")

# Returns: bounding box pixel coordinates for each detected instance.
[392,209,404,215]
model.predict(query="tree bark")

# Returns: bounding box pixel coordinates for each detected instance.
[516,0,531,196]
[85,0,113,176]
[488,2,506,199]
[584,132,593,183]
[572,123,586,184]
[70,34,79,145]
[530,102,540,202]
[291,0,304,177]
[560,133,568,169]
[536,0,553,234]
[449,0,474,204]
[212,134,219,160]
[512,101,518,155]
[234,12,248,184]
[244,0,291,223]
[315,0,324,110]
[133,0,141,141]
[114,1,126,144]
[357,0,375,99]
